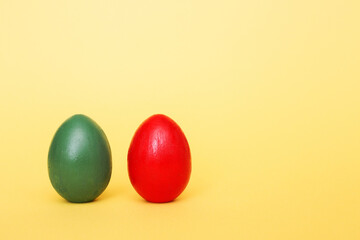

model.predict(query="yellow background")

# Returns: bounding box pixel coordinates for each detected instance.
[1,0,359,239]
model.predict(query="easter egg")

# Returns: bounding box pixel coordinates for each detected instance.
[48,114,112,203]
[128,114,191,203]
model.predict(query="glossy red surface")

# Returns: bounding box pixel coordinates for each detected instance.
[128,114,191,203]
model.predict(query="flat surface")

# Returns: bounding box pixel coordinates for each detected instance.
[0,0,360,239]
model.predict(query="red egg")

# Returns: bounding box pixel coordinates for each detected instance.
[127,114,191,203]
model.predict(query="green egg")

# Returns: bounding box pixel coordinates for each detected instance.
[48,114,112,203]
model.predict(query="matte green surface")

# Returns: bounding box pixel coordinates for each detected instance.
[48,114,112,203]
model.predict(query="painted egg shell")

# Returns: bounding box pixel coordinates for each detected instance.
[48,114,112,203]
[128,114,191,203]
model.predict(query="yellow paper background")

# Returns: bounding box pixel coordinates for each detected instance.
[1,0,359,239]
